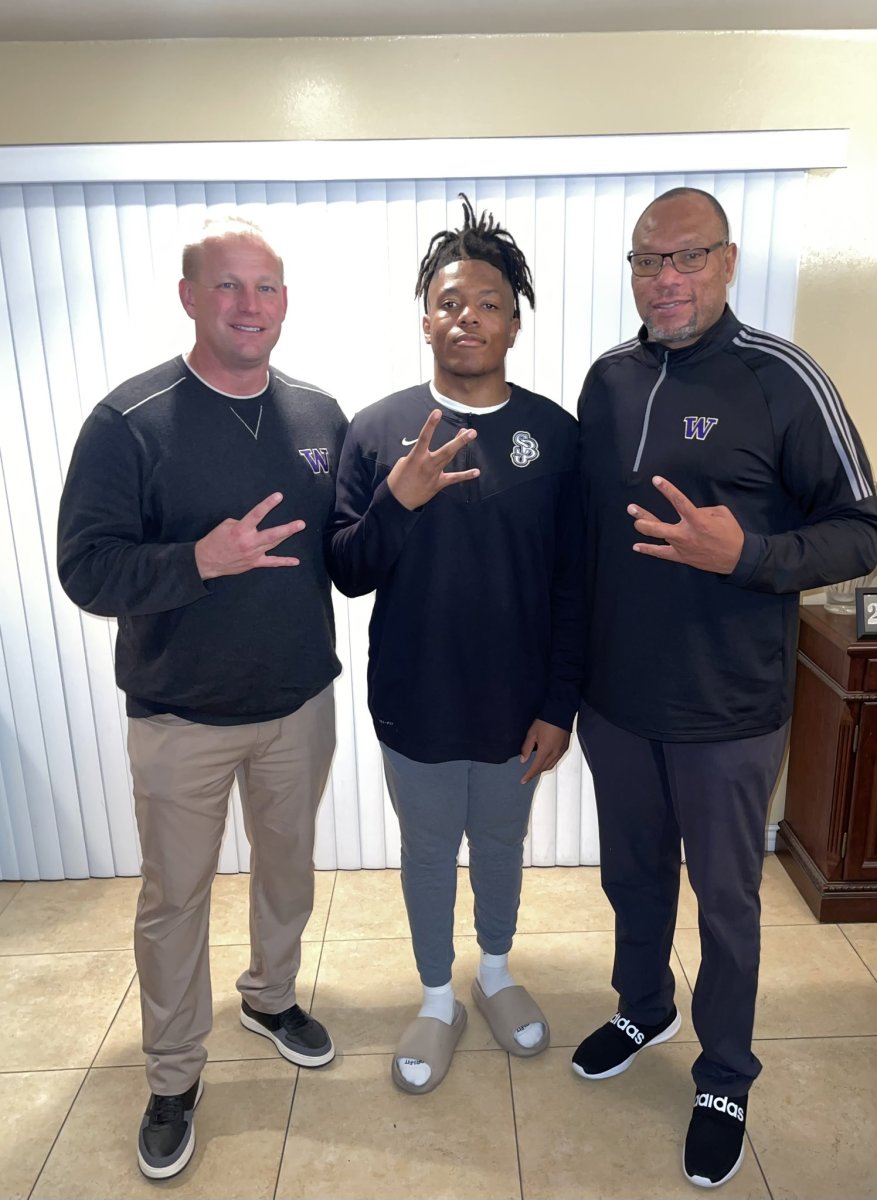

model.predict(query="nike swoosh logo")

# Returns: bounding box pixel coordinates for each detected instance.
[401,437,418,446]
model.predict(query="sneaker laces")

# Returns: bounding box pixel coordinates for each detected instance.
[280,1004,309,1034]
[149,1093,184,1127]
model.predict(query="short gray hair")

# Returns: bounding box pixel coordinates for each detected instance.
[637,188,731,244]
[181,216,284,282]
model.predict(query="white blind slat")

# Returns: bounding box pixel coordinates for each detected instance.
[0,168,804,877]
[592,177,628,355]
[562,177,596,403]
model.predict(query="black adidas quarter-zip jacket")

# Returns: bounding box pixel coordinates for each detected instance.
[328,383,584,764]
[579,306,877,742]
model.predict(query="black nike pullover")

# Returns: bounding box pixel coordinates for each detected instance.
[328,383,585,764]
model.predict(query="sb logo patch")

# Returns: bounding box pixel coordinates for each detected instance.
[510,430,540,468]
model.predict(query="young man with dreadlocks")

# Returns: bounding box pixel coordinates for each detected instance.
[329,196,583,1093]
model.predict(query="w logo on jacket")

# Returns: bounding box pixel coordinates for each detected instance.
[683,416,719,441]
[298,448,330,474]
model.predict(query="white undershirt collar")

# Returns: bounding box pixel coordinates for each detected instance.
[429,380,510,416]
[183,353,269,400]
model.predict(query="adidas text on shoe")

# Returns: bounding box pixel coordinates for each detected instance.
[571,1007,681,1080]
[240,999,335,1067]
[683,1090,748,1188]
[137,1076,203,1180]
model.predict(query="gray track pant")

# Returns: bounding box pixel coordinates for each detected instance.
[578,701,788,1096]
[381,745,539,987]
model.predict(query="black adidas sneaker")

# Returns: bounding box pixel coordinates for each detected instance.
[683,1090,748,1188]
[571,1007,681,1079]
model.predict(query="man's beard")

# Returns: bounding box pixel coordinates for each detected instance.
[645,314,700,345]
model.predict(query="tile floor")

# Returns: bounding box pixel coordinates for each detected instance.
[1,855,876,1200]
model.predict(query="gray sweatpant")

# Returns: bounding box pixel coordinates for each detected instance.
[381,745,539,987]
[578,700,789,1096]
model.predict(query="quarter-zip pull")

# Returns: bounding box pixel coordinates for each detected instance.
[462,413,474,502]
[632,351,668,474]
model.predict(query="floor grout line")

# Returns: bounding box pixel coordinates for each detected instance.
[5,867,877,1200]
[0,947,138,958]
[272,1063,302,1200]
[1,923,833,956]
[266,863,335,1197]
[672,941,696,995]
[0,939,333,958]
[506,1055,526,1200]
[272,875,337,1198]
[751,1032,877,1043]
[0,923,834,956]
[9,1031,877,1079]
[309,925,829,945]
[0,1065,101,1076]
[88,967,139,1069]
[26,1067,90,1200]
[746,1129,775,1200]
[837,923,877,985]
[308,872,337,1013]
[77,1046,527,1071]
[0,882,24,918]
[318,869,339,946]
[87,1055,304,1072]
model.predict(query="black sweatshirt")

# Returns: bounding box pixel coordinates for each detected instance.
[328,383,584,764]
[58,357,347,724]
[578,307,877,742]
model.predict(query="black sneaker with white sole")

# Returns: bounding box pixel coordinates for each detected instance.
[137,1076,203,1180]
[240,999,335,1067]
[571,1006,681,1079]
[683,1090,748,1188]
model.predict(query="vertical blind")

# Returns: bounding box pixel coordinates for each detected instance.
[0,168,803,878]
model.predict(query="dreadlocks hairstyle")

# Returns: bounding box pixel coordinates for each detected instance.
[414,194,536,319]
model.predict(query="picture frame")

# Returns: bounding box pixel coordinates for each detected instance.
[855,587,877,639]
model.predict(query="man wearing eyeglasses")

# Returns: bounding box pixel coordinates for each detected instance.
[573,187,877,1189]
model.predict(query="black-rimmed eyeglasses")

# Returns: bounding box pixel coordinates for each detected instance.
[626,241,728,278]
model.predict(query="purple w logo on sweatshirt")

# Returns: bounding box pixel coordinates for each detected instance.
[298,448,330,474]
[683,416,719,442]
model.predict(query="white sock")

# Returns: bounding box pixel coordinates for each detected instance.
[478,951,544,1050]
[396,981,455,1087]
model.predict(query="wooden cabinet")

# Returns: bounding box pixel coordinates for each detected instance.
[777,603,877,921]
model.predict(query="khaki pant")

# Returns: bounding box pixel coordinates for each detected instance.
[128,685,335,1095]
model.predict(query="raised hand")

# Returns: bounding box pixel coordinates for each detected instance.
[628,476,744,574]
[387,409,480,511]
[195,492,306,579]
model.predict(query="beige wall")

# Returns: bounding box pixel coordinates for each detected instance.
[2,29,875,825]
[1,30,874,442]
